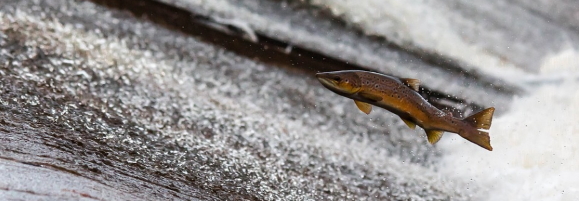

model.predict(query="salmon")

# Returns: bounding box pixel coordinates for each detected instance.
[316,70,495,151]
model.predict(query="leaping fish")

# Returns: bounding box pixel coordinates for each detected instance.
[316,70,495,151]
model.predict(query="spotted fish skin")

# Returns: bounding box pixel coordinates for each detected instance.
[316,70,494,151]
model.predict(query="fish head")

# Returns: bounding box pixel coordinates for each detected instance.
[316,71,362,95]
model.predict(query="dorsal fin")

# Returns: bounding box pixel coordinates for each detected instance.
[400,78,420,91]
[354,100,372,114]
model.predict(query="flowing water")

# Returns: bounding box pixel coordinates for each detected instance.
[312,1,579,199]
[439,50,579,200]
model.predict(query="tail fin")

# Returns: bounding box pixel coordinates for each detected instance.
[461,130,493,151]
[460,107,495,151]
[463,107,495,130]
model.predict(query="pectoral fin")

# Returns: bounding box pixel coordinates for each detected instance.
[400,78,420,91]
[425,130,444,144]
[354,100,372,114]
[400,117,416,129]
[358,91,383,102]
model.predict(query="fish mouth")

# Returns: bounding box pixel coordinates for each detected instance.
[315,73,338,89]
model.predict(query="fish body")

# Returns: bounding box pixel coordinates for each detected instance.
[316,70,494,151]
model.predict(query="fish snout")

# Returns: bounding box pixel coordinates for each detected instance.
[315,73,334,85]
[316,76,335,88]
[315,72,330,79]
[315,72,362,95]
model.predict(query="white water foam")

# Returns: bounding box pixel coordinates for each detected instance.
[438,49,579,201]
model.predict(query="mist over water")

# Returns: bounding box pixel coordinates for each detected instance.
[438,50,579,201]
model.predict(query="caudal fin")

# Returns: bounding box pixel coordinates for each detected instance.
[463,107,495,130]
[460,107,495,151]
[461,130,493,151]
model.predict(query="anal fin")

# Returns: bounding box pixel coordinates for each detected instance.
[400,117,416,129]
[354,100,372,114]
[425,130,444,144]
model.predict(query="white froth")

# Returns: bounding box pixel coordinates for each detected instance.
[309,0,528,79]
[540,48,579,74]
[438,50,579,201]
